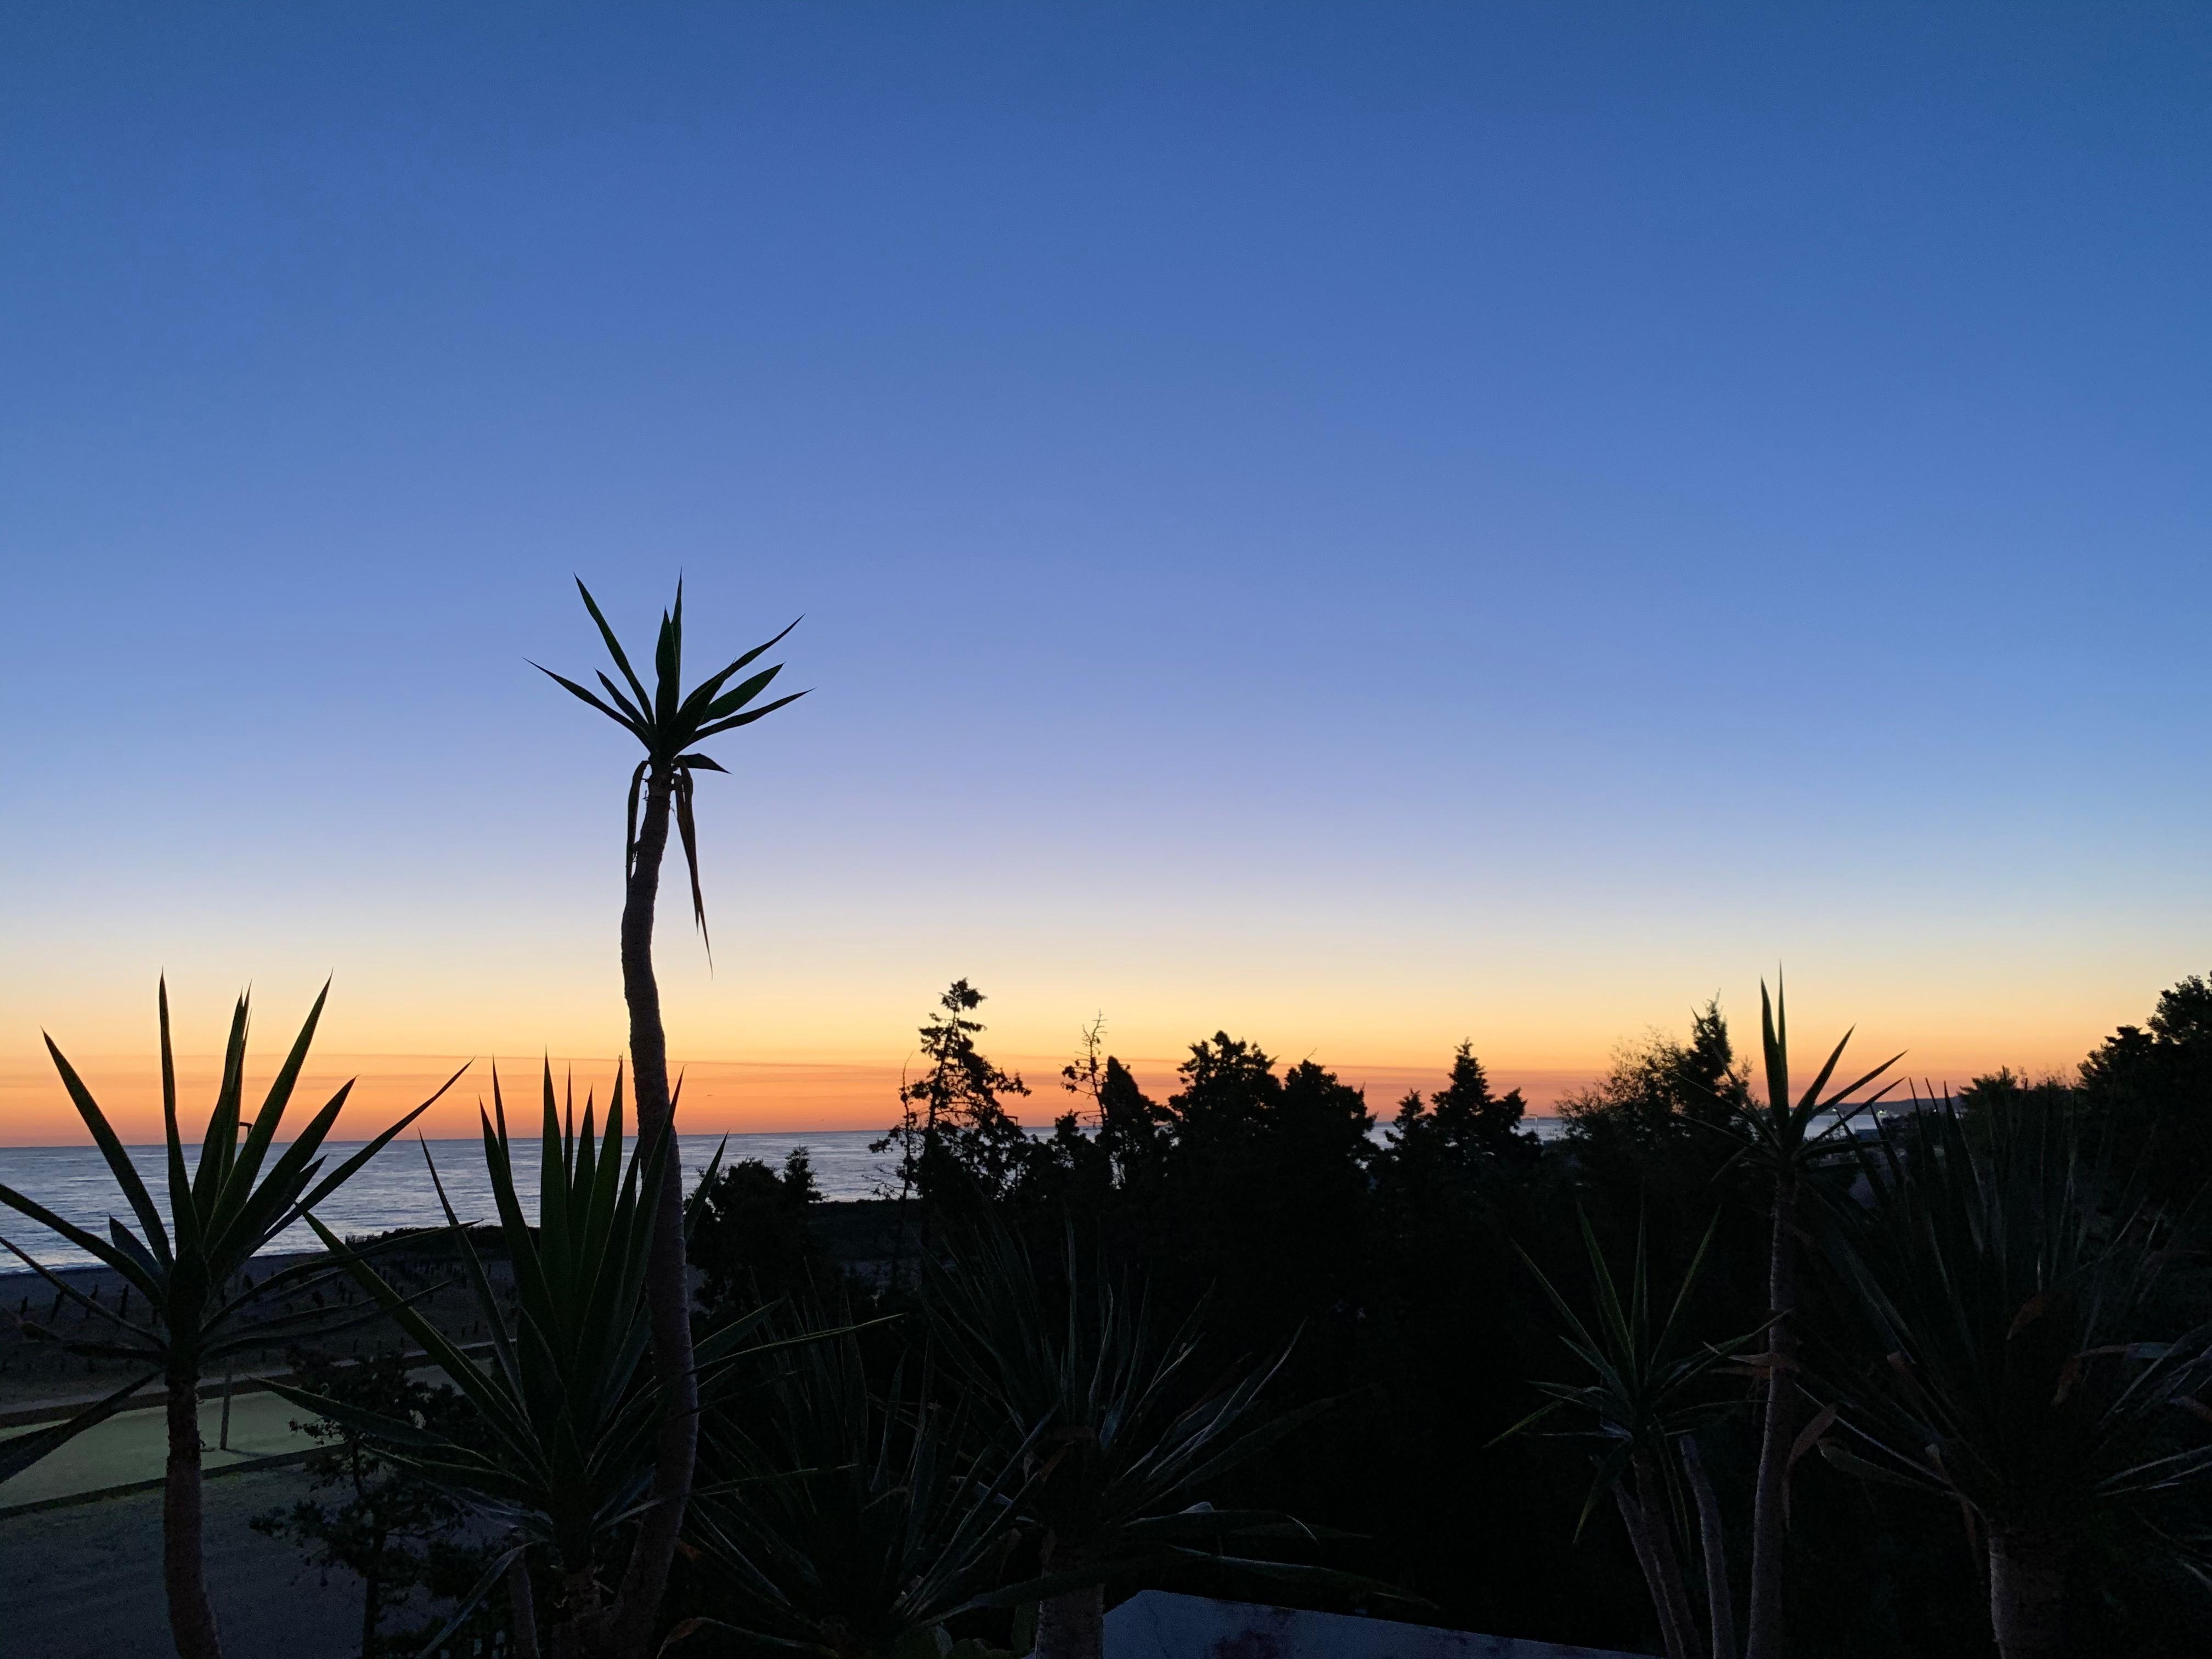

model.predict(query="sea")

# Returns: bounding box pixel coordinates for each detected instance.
[0,1131,899,1272]
[0,1116,1584,1274]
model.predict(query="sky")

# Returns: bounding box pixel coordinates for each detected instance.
[3,3,2209,1143]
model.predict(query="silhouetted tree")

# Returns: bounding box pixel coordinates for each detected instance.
[253,1351,486,1658]
[1561,998,1749,1158]
[538,580,805,1657]
[690,1149,828,1313]
[1098,1058,1171,1190]
[876,980,1034,1215]
[1391,1042,1539,1171]
[2078,973,2212,1204]
[1154,1038,1376,1367]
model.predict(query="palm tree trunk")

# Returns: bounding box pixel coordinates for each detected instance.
[1613,1477,1694,1659]
[1637,1451,1704,1659]
[1743,1175,1797,1659]
[1680,1434,1736,1659]
[1988,1530,2066,1659]
[555,1568,613,1659]
[359,1561,382,1658]
[610,763,696,1659]
[509,1554,541,1659]
[1034,1584,1104,1659]
[163,1367,223,1659]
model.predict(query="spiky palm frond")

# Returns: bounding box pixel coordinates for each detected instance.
[533,578,805,952]
[0,981,462,1481]
[274,1068,760,1554]
[918,1222,1406,1615]
[1500,1210,1765,1537]
[1713,974,1904,1176]
[1818,1100,2212,1544]
[923,1224,1322,1544]
[682,1329,1051,1659]
[276,1065,852,1656]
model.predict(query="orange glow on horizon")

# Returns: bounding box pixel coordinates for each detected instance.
[0,1051,1630,1147]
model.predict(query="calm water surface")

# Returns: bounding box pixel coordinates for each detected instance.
[0,1118,1590,1273]
[0,1132,899,1271]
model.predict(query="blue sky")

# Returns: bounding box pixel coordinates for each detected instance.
[3,4,2208,1133]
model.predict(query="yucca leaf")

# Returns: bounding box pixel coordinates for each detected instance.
[0,1234,163,1339]
[216,1079,356,1259]
[39,1035,170,1267]
[290,1063,466,1220]
[693,690,808,740]
[0,1197,157,1300]
[211,979,331,1235]
[158,980,194,1265]
[49,1338,166,1364]
[105,1218,163,1285]
[674,768,710,953]
[697,663,784,726]
[624,758,647,873]
[574,578,654,716]
[1796,1025,1855,1116]
[533,664,648,738]
[674,618,801,726]
[654,591,681,727]
[204,1274,447,1361]
[595,670,651,730]
[538,1066,572,1305]
[1822,1054,1905,1114]
[194,995,253,1216]
[0,1369,161,1483]
[301,1210,535,1455]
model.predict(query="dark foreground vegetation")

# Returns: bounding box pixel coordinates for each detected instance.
[5,587,2209,1659]
[14,972,2211,1659]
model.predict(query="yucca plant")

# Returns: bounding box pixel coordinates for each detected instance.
[921,1225,1375,1659]
[678,1325,1053,1659]
[537,578,806,1654]
[1707,978,1899,1659]
[274,1065,786,1659]
[1501,1211,1763,1659]
[0,980,461,1659]
[1817,1099,2212,1659]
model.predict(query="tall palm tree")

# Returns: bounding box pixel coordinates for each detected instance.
[1502,1211,1763,1659]
[0,981,461,1659]
[1713,979,1898,1659]
[1818,1100,2212,1659]
[536,577,805,1657]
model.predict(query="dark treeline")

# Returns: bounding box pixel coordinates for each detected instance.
[689,975,2212,1659]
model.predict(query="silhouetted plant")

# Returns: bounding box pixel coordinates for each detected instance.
[251,1349,483,1657]
[677,1325,1049,1659]
[1501,1210,1763,1659]
[1817,1099,2212,1659]
[0,980,460,1659]
[923,1223,1376,1659]
[538,578,805,1658]
[1710,978,1899,1659]
[273,1065,788,1659]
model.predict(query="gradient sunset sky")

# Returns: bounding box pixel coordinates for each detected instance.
[4,5,2209,1143]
